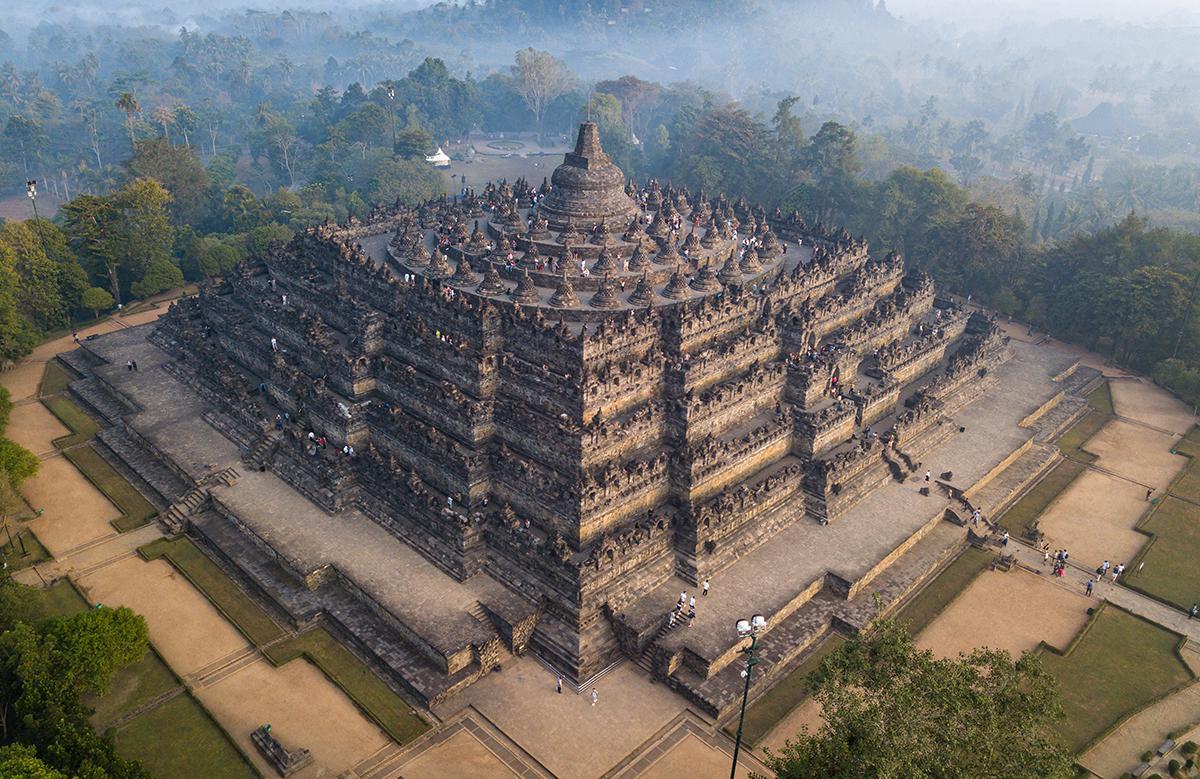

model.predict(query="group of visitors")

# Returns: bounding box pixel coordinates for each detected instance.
[667,579,710,630]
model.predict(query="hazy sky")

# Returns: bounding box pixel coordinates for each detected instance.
[887,0,1199,24]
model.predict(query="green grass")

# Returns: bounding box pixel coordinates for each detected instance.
[728,635,846,748]
[139,537,283,646]
[1057,383,1114,460]
[63,443,158,532]
[1125,496,1200,611]
[22,579,88,622]
[87,646,181,731]
[1040,606,1192,754]
[113,692,258,779]
[42,393,100,447]
[264,626,429,745]
[38,358,75,397]
[892,545,995,635]
[0,527,50,570]
[996,459,1087,534]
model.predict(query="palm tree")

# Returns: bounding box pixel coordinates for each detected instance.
[115,91,141,154]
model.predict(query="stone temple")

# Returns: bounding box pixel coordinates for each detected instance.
[66,123,1097,719]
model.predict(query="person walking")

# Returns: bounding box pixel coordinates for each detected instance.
[590,688,598,707]
[1001,531,1010,548]
[1086,579,1094,597]
[556,676,563,694]
[1146,487,1153,501]
[1190,604,1198,620]
[702,578,710,597]
[924,470,931,482]
[689,595,696,612]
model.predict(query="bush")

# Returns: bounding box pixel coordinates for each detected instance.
[1144,750,1157,762]
[1183,741,1198,755]
[1168,758,1180,775]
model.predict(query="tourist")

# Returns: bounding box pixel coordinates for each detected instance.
[72,331,80,344]
[702,578,710,597]
[274,414,283,431]
[1146,487,1153,501]
[1086,579,1094,597]
[126,360,133,371]
[668,611,676,628]
[591,688,598,706]
[271,337,278,352]
[924,470,931,482]
[1001,531,1009,548]
[679,591,687,607]
[1044,550,1050,566]
[1101,560,1111,577]
[557,676,563,694]
[689,595,696,612]
[687,608,695,628]
[1190,604,1198,620]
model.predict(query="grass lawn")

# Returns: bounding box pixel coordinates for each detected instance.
[39,358,75,397]
[1057,383,1113,460]
[21,579,88,622]
[892,545,994,635]
[139,537,283,646]
[996,459,1086,534]
[63,444,157,532]
[113,692,258,779]
[1125,496,1200,611]
[43,394,100,447]
[88,647,180,731]
[1040,606,1192,754]
[728,635,846,748]
[264,627,429,745]
[0,527,50,570]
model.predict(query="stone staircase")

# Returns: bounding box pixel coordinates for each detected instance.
[635,616,684,673]
[162,487,212,532]
[69,376,132,425]
[243,433,280,471]
[97,427,189,503]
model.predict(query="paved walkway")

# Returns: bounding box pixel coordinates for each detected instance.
[1000,535,1200,644]
[13,522,162,585]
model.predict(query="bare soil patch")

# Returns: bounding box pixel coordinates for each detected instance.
[397,729,517,778]
[640,732,753,779]
[917,568,1092,660]
[1035,469,1150,570]
[76,556,249,675]
[196,659,390,778]
[1085,419,1185,489]
[1110,380,1196,434]
[0,362,47,402]
[5,401,68,453]
[24,456,119,555]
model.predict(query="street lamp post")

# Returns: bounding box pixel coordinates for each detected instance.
[729,613,767,779]
[386,84,397,153]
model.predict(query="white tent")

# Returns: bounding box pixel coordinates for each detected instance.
[425,147,451,167]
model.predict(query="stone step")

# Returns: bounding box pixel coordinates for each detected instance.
[69,376,130,425]
[57,348,95,376]
[97,426,190,504]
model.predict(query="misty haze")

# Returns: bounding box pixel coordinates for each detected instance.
[0,2,1199,779]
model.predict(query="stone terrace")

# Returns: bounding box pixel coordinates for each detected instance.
[616,335,1079,712]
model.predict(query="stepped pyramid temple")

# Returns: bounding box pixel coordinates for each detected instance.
[68,123,1099,717]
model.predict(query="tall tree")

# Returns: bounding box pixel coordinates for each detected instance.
[511,48,573,143]
[114,92,141,154]
[765,618,1072,778]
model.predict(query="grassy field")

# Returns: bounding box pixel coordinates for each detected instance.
[995,459,1086,534]
[63,444,157,532]
[113,693,258,779]
[38,358,75,396]
[892,545,995,635]
[1040,606,1192,753]
[0,527,50,570]
[728,635,846,748]
[1057,383,1114,461]
[139,537,284,646]
[88,647,181,731]
[1126,496,1200,611]
[265,627,430,745]
[43,394,100,447]
[20,578,88,622]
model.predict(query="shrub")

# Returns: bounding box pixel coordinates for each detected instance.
[1182,741,1198,755]
[1167,758,1180,775]
[1144,750,1157,762]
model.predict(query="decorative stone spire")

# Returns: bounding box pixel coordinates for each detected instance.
[647,209,671,238]
[427,249,453,279]
[549,268,580,308]
[701,216,720,249]
[467,224,490,252]
[591,248,619,275]
[628,246,652,273]
[449,257,479,287]
[590,273,622,309]
[590,220,614,245]
[510,269,540,305]
[629,272,657,306]
[557,223,583,245]
[518,240,541,270]
[656,238,682,266]
[409,242,430,267]
[663,267,690,299]
[740,247,764,274]
[690,262,722,293]
[682,230,702,255]
[477,263,507,296]
[718,252,742,284]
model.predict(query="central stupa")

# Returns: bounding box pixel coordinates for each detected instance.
[535,121,639,230]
